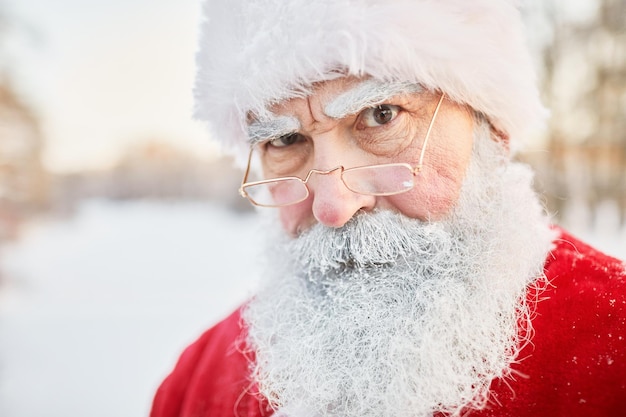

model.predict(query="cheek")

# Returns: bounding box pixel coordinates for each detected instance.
[391,123,474,220]
[278,196,315,236]
[387,167,466,220]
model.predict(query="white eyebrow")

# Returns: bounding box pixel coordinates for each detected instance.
[247,115,301,144]
[324,80,423,119]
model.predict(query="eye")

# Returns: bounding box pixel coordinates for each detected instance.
[268,133,305,148]
[360,104,400,127]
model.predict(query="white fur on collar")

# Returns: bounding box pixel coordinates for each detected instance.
[195,0,545,160]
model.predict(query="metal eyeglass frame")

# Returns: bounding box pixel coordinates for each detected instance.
[239,92,446,207]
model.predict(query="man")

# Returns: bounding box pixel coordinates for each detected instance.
[151,1,626,416]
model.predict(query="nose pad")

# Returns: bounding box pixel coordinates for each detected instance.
[308,169,376,228]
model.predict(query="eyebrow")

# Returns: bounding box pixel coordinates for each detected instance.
[324,80,423,119]
[247,115,301,145]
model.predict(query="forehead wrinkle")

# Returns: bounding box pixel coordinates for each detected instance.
[247,115,301,144]
[324,80,423,120]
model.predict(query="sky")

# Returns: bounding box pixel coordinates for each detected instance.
[2,0,217,173]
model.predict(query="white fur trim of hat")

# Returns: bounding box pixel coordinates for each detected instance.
[194,0,546,159]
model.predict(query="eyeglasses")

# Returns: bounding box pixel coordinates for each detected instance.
[239,93,445,207]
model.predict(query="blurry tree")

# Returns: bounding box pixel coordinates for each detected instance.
[0,4,48,240]
[527,0,626,228]
[53,140,250,213]
[108,141,243,205]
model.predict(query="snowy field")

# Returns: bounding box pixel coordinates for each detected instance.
[0,200,624,417]
[0,201,262,417]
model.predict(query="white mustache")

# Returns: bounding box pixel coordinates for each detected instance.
[288,210,451,273]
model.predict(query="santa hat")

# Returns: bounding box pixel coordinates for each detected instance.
[194,0,545,159]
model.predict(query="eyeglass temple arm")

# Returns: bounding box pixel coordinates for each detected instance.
[414,92,445,174]
[239,147,255,197]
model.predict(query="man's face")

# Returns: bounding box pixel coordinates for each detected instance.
[243,76,553,417]
[244,105,554,417]
[249,77,476,236]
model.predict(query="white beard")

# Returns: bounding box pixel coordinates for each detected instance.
[243,124,556,417]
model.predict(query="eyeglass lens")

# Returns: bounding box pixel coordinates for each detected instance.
[342,165,415,195]
[244,178,308,207]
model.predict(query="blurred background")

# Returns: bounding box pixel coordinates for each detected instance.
[0,0,624,416]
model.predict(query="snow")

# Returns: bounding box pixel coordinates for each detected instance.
[0,200,624,417]
[0,200,262,417]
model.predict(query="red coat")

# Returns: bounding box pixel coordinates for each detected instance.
[151,229,626,417]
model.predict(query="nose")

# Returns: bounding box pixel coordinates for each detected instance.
[307,167,376,228]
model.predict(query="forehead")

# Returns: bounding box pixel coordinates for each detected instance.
[272,77,421,116]
[284,76,365,111]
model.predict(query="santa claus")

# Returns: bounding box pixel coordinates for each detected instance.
[151,1,626,416]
